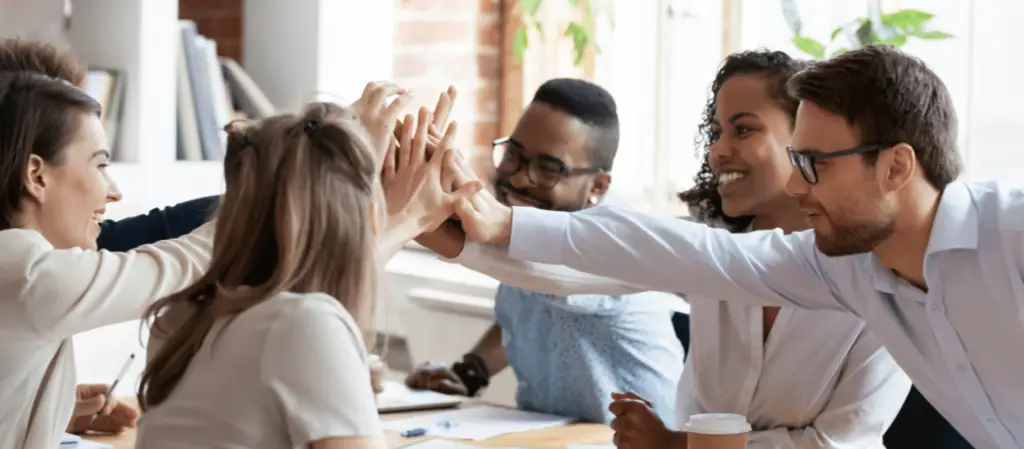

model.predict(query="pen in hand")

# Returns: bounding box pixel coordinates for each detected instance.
[88,353,135,427]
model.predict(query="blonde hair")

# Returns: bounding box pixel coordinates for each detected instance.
[138,102,383,410]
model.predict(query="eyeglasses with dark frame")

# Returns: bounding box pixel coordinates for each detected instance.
[787,143,893,185]
[492,137,604,188]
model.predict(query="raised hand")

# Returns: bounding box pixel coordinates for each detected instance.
[351,81,413,158]
[448,154,513,245]
[609,392,686,449]
[382,107,482,233]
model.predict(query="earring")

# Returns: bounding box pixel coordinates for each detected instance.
[590,196,599,204]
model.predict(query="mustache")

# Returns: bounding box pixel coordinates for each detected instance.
[496,181,547,205]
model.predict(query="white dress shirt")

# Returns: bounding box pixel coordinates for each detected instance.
[453,242,910,448]
[138,292,383,448]
[0,224,213,449]
[505,180,1024,449]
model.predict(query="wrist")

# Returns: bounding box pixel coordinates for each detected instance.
[451,352,490,397]
[494,205,513,246]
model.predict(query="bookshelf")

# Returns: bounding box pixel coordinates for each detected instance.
[0,0,399,391]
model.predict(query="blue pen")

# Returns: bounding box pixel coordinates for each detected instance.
[400,427,428,438]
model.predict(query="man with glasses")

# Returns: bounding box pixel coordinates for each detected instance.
[407,78,685,424]
[449,45,1024,449]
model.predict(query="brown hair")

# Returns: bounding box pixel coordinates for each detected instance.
[0,72,102,229]
[0,39,87,86]
[138,102,384,410]
[786,44,962,189]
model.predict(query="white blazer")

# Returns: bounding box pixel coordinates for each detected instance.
[0,223,213,449]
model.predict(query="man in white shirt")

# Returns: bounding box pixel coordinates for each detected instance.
[451,45,1024,449]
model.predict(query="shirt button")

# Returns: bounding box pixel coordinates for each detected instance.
[930,303,942,311]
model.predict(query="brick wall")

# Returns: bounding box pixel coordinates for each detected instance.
[393,0,504,178]
[178,0,243,62]
[177,0,508,177]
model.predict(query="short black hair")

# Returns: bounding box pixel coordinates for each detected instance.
[531,78,619,170]
[787,45,962,189]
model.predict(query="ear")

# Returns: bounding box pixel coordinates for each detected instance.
[22,154,48,203]
[878,143,916,192]
[587,172,611,204]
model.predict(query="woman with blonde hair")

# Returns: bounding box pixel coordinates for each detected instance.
[135,98,478,449]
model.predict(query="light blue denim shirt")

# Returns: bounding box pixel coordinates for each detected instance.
[507,180,1024,449]
[493,284,684,424]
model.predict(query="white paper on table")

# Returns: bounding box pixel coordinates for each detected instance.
[382,405,573,441]
[59,432,113,449]
[398,440,524,449]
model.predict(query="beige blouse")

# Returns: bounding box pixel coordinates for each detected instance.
[0,223,213,449]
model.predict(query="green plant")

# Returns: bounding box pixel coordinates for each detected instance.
[783,2,953,60]
[512,0,600,66]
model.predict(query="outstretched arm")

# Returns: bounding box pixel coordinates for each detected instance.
[96,195,219,251]
[458,203,857,312]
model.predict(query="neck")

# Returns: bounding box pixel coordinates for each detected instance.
[750,196,808,235]
[872,184,942,290]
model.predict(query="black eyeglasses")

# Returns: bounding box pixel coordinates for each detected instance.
[492,137,603,188]
[787,143,892,185]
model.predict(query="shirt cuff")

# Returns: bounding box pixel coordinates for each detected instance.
[508,206,571,265]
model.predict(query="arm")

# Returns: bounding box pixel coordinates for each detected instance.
[9,222,214,338]
[96,195,219,251]
[263,295,384,448]
[468,323,509,376]
[746,331,911,449]
[505,205,855,311]
[420,221,650,297]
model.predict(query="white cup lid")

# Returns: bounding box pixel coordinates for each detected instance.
[682,413,752,435]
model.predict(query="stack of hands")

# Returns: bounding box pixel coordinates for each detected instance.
[352,81,511,253]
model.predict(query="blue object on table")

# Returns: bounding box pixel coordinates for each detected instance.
[401,428,428,438]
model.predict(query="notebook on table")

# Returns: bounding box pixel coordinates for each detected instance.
[377,380,462,414]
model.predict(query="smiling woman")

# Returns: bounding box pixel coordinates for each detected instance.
[0,72,122,250]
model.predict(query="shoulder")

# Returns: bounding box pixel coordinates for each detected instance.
[264,292,362,338]
[0,228,56,265]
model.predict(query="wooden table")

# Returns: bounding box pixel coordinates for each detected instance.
[85,398,613,448]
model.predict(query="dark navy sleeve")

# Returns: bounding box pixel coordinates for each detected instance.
[96,195,219,252]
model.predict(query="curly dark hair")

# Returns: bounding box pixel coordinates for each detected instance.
[678,50,810,231]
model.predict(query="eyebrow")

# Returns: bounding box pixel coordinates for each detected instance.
[792,147,826,156]
[727,112,758,124]
[91,150,111,160]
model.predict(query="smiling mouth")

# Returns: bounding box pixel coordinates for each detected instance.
[717,171,747,188]
[92,210,106,223]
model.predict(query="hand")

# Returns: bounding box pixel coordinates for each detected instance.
[66,384,139,435]
[448,155,513,245]
[405,362,470,396]
[351,81,413,158]
[609,392,685,449]
[382,107,482,232]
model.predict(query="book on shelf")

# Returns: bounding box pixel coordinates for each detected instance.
[82,67,126,159]
[176,19,277,162]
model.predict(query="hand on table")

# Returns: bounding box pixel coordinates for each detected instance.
[405,362,470,396]
[66,384,138,435]
[609,392,686,449]
[380,106,481,233]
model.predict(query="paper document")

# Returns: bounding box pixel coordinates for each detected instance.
[399,440,523,448]
[60,433,112,448]
[382,405,572,441]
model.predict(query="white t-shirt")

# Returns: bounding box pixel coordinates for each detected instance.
[136,292,382,449]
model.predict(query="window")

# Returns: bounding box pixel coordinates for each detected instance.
[532,0,1024,217]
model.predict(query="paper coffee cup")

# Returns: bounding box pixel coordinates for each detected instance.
[368,354,385,395]
[683,413,751,449]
